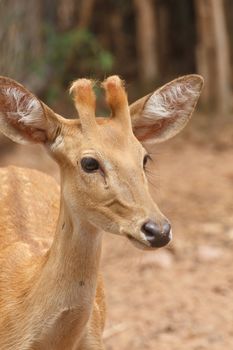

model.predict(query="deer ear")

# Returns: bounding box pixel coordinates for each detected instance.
[0,76,61,145]
[130,75,204,144]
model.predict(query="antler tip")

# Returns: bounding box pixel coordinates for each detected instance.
[102,75,124,90]
[69,79,94,96]
[69,78,96,113]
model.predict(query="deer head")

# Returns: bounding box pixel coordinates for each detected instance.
[0,75,203,250]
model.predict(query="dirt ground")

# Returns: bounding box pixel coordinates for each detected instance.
[0,114,232,350]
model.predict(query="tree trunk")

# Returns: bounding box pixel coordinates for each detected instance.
[0,0,44,92]
[77,0,96,29]
[195,0,231,114]
[133,0,158,84]
[58,0,96,30]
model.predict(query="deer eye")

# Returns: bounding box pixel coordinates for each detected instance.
[81,157,100,173]
[143,154,151,169]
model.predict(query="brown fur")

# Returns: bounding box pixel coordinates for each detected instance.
[0,75,203,349]
[0,167,105,350]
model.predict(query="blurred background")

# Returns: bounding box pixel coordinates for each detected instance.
[0,1,233,349]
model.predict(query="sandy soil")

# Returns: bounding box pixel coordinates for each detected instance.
[0,117,232,350]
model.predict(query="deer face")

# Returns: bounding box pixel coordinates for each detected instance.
[0,75,203,249]
[54,117,166,249]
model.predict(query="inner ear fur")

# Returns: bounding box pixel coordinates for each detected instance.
[0,76,61,145]
[130,74,204,144]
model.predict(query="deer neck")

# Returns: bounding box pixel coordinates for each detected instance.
[24,186,103,348]
[39,191,103,305]
[28,184,103,338]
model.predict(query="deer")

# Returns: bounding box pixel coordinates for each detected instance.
[0,74,203,349]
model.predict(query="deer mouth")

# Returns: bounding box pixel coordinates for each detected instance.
[126,234,152,250]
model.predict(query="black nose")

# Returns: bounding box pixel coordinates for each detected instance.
[141,220,171,248]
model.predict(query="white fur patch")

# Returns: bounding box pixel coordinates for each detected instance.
[132,76,203,144]
[3,87,44,128]
[144,81,200,122]
[50,134,64,151]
